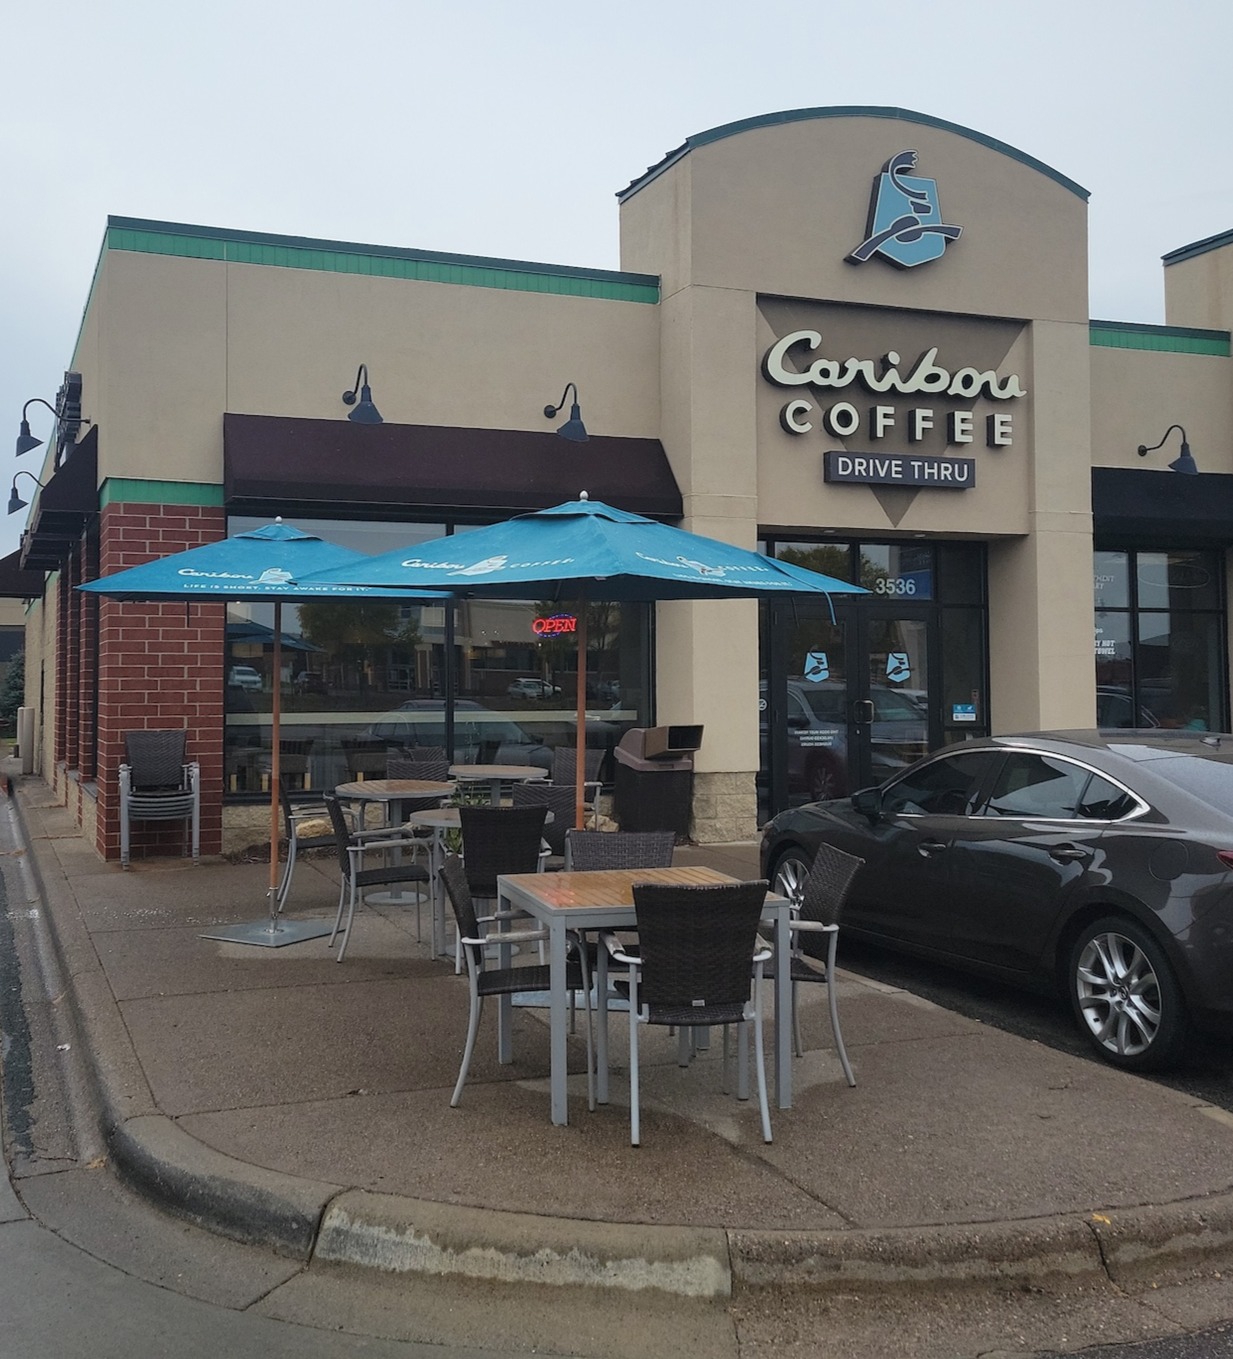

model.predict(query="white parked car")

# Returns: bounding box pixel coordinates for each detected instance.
[507,678,560,699]
[227,665,262,692]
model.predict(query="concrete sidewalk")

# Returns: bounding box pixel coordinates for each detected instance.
[13,772,1233,1304]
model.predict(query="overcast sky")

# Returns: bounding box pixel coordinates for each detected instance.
[2,0,1230,559]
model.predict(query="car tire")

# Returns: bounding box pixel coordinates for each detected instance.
[769,847,812,909]
[1067,915,1188,1072]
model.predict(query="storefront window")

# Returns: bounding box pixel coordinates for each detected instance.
[1092,549,1226,730]
[224,517,651,795]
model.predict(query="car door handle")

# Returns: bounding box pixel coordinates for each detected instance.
[918,839,948,857]
[1049,845,1089,863]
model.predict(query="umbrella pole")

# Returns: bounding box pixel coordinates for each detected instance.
[575,602,587,830]
[269,602,282,922]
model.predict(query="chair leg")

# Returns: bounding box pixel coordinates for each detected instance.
[328,874,348,947]
[451,989,484,1107]
[827,935,856,1087]
[277,836,298,912]
[752,1001,772,1143]
[736,1020,751,1102]
[629,1009,642,1146]
[336,882,361,962]
[792,978,804,1058]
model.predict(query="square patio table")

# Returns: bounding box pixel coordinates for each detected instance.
[497,866,792,1127]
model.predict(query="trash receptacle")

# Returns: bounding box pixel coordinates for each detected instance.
[613,725,703,840]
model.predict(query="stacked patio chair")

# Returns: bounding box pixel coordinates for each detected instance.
[119,730,200,869]
[603,879,772,1146]
[438,853,593,1110]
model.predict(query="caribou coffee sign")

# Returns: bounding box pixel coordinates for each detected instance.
[762,329,1027,490]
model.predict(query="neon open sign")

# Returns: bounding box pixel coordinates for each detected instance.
[532,613,577,636]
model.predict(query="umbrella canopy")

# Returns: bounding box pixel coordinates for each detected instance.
[301,495,866,827]
[78,520,445,945]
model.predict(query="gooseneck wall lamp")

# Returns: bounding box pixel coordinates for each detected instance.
[1137,424,1199,475]
[16,397,67,457]
[543,382,589,443]
[15,372,86,466]
[342,364,383,424]
[8,471,46,516]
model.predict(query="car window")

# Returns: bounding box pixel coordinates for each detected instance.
[1075,774,1139,820]
[983,753,1090,819]
[1146,753,1233,812]
[881,750,998,816]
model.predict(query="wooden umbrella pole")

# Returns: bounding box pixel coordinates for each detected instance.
[269,601,282,908]
[574,600,587,831]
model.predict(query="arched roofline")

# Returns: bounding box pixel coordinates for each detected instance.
[616,106,1089,203]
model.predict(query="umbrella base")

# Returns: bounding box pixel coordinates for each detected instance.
[199,917,334,948]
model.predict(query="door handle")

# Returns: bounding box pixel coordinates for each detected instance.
[1049,844,1089,863]
[854,699,875,725]
[918,838,948,857]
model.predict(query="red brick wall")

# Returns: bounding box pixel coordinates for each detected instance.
[94,502,226,862]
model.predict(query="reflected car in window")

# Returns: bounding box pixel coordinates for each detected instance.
[362,698,553,769]
[760,730,1233,1072]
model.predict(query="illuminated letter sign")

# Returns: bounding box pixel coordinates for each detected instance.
[532,614,577,636]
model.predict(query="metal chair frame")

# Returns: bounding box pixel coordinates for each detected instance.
[119,730,200,869]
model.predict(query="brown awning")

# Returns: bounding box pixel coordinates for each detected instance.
[0,548,45,597]
[19,426,99,571]
[223,415,682,521]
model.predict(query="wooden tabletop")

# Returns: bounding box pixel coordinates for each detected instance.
[334,779,455,800]
[497,865,733,912]
[449,764,548,781]
[405,807,461,829]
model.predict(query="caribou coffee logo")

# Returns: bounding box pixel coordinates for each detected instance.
[847,150,962,270]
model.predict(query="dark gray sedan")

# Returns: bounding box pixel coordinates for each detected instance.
[760,730,1233,1071]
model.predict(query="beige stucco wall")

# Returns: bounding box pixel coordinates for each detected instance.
[82,251,662,488]
[1165,242,1233,332]
[1090,347,1233,472]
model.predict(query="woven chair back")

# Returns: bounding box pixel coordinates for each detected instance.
[321,793,354,876]
[439,853,481,958]
[509,782,573,856]
[407,745,446,763]
[631,880,768,1013]
[551,745,604,786]
[457,804,547,895]
[800,843,865,928]
[386,756,450,782]
[341,737,387,780]
[564,829,674,872]
[124,730,187,788]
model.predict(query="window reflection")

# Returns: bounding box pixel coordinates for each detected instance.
[224,518,650,795]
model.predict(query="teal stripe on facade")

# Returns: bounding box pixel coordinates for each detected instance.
[100,478,225,508]
[1089,321,1230,357]
[104,219,660,304]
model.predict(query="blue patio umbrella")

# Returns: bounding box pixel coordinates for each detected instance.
[79,520,445,945]
[301,495,866,828]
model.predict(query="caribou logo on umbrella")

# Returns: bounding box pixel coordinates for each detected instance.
[847,150,962,270]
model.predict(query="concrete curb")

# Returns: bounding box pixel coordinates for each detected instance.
[14,773,1233,1298]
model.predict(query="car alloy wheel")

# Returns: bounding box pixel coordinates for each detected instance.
[770,849,812,909]
[1068,916,1187,1072]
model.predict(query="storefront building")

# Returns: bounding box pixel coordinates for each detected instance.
[12,106,1233,860]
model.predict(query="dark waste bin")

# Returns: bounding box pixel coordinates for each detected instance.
[613,725,703,841]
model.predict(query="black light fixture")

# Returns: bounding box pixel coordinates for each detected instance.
[8,471,46,516]
[15,372,85,466]
[543,382,589,443]
[342,364,383,424]
[1137,424,1198,475]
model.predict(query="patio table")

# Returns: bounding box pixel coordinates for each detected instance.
[449,763,547,806]
[496,866,793,1127]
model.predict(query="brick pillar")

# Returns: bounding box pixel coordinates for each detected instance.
[64,544,81,771]
[55,572,69,765]
[95,503,226,863]
[78,530,99,780]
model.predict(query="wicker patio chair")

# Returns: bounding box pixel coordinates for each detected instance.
[603,879,772,1145]
[438,853,593,1110]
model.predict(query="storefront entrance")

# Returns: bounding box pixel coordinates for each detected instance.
[758,539,989,821]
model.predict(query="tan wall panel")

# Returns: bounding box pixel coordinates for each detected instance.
[92,252,229,484]
[1090,348,1233,474]
[623,116,1088,324]
[1165,245,1233,331]
[223,266,661,438]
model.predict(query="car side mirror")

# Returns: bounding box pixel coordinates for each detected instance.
[787,714,809,730]
[851,786,883,821]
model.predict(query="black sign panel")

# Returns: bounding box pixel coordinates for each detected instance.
[823,450,976,489]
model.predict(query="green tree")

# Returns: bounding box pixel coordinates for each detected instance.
[0,649,24,727]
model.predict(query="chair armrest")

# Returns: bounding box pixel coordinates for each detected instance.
[601,932,639,967]
[465,928,548,947]
[790,920,839,935]
[751,944,772,965]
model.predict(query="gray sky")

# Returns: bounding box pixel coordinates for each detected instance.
[2,0,1231,558]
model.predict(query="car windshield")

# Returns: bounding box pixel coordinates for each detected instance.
[1142,754,1233,812]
